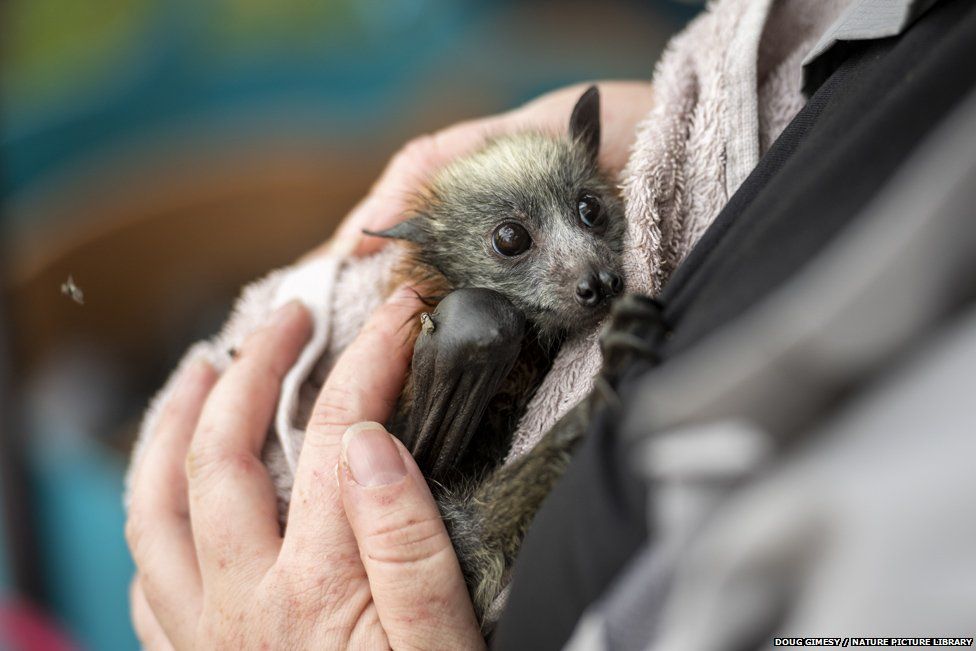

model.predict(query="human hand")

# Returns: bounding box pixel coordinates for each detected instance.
[126,290,484,649]
[315,80,653,258]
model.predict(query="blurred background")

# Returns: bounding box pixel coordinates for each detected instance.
[0,0,699,648]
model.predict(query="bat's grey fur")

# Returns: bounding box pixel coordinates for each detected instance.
[379,91,625,345]
[371,86,627,628]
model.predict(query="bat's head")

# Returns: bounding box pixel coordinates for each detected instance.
[370,86,626,342]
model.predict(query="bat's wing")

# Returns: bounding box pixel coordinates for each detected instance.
[398,288,525,482]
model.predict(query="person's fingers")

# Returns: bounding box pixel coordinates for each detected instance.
[514,80,654,177]
[126,355,216,642]
[186,301,312,584]
[280,286,424,568]
[339,423,485,650]
[130,576,177,651]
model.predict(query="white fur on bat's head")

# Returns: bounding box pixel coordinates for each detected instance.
[369,86,625,341]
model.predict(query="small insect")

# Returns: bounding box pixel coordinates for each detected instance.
[60,275,84,305]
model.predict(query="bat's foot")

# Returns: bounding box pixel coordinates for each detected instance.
[599,293,664,378]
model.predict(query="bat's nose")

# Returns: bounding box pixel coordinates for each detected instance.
[599,270,623,297]
[575,270,622,307]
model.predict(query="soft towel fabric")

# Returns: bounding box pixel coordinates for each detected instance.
[127,0,852,610]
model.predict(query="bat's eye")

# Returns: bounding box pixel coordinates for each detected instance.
[577,193,603,228]
[492,222,532,257]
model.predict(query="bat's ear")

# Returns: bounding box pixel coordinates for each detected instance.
[363,216,429,245]
[569,85,600,162]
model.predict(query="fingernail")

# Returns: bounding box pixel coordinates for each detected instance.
[341,422,406,487]
[267,300,305,328]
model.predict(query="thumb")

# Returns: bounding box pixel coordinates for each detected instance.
[338,422,485,650]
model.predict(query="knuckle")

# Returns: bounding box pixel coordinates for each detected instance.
[428,127,462,159]
[125,510,157,560]
[394,134,437,171]
[265,565,373,647]
[134,574,170,629]
[135,570,158,602]
[307,384,362,436]
[186,437,264,486]
[364,513,451,566]
[130,578,176,651]
[267,563,357,618]
[130,604,154,646]
[124,514,144,553]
